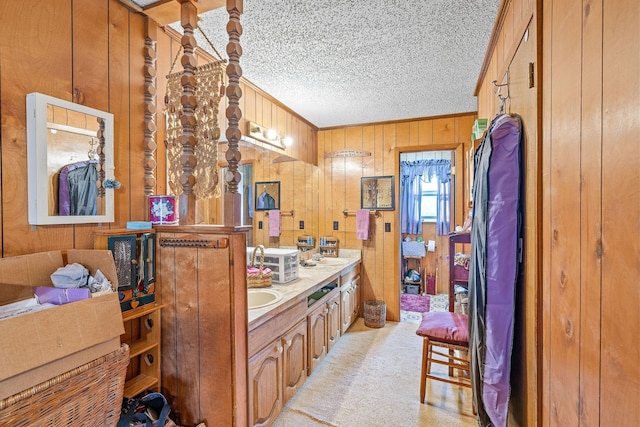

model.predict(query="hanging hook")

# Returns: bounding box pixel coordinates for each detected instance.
[492,69,510,115]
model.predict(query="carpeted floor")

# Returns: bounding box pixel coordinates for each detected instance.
[273,317,476,427]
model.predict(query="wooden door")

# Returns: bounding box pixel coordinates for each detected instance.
[307,302,327,375]
[282,319,307,403]
[248,340,283,427]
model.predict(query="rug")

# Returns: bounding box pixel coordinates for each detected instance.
[400,293,430,313]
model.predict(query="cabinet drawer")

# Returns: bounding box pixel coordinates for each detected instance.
[249,300,306,356]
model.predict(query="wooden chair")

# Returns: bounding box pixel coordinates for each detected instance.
[415,311,474,413]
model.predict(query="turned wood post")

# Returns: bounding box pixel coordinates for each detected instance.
[178,1,198,225]
[144,18,158,220]
[223,0,243,227]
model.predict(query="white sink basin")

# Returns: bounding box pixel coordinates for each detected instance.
[248,288,283,310]
[317,257,350,266]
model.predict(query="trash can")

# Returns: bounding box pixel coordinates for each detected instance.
[364,300,386,328]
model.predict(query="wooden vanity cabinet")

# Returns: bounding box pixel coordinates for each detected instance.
[248,301,308,427]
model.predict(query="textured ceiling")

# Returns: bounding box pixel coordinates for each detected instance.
[134,0,500,128]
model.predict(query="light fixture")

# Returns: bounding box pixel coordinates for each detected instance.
[265,128,278,140]
[247,121,294,150]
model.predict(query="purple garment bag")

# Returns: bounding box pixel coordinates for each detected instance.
[468,114,522,427]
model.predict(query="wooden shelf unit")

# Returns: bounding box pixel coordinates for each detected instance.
[448,233,471,312]
[94,228,162,399]
[319,236,339,257]
[121,303,164,399]
[297,235,315,252]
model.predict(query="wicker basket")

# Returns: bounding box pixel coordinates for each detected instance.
[0,344,129,427]
[247,245,273,288]
[364,300,387,328]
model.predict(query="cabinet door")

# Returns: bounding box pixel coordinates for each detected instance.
[326,293,341,353]
[108,234,138,290]
[249,340,283,427]
[141,232,155,292]
[307,302,327,376]
[341,286,352,335]
[282,319,307,403]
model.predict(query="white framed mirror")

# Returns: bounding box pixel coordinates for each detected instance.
[27,92,115,225]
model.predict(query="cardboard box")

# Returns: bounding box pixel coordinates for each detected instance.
[0,250,124,400]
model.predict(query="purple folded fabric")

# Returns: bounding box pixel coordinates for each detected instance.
[34,287,90,305]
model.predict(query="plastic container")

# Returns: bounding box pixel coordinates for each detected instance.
[246,247,299,283]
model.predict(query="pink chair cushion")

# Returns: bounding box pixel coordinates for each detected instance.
[416,311,469,346]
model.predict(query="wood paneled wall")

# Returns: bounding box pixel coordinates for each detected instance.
[475,0,540,426]
[0,0,149,256]
[542,0,639,426]
[317,114,476,322]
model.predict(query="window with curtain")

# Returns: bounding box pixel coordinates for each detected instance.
[400,158,451,235]
[420,179,438,222]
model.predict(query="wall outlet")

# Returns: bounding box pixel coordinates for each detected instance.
[299,220,305,230]
[258,221,263,230]
[385,222,391,232]
[333,221,339,231]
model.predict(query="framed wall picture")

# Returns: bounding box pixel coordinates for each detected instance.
[361,176,395,210]
[255,181,280,211]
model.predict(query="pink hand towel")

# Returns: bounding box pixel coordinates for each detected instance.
[269,210,281,237]
[356,209,370,240]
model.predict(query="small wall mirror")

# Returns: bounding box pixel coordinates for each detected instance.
[27,92,115,225]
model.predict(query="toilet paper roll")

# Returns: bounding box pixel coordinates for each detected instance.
[427,240,436,252]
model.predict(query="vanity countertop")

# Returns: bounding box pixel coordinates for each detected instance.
[247,250,361,330]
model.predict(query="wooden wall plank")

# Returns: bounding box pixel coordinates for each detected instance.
[317,132,326,239]
[578,0,603,424]
[418,120,433,146]
[381,124,396,313]
[344,126,363,249]
[372,125,385,301]
[197,243,233,423]
[433,117,455,145]
[360,125,376,304]
[173,244,201,421]
[547,0,583,424]
[244,84,256,125]
[541,0,553,422]
[408,121,419,146]
[600,0,640,424]
[157,241,178,412]
[109,0,131,227]
[331,128,346,245]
